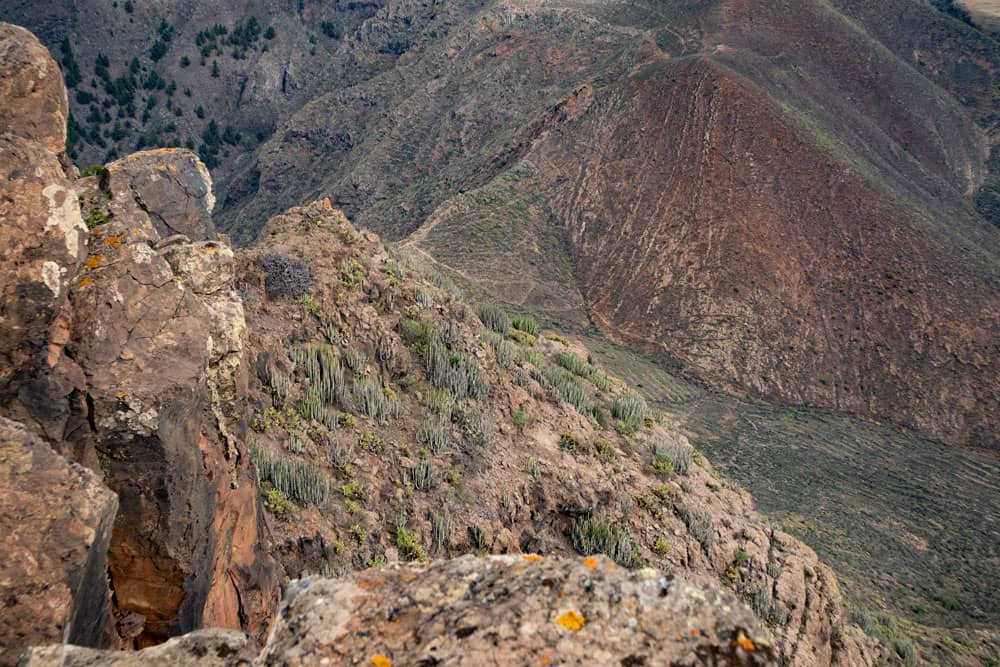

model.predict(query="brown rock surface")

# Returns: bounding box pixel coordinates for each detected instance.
[0,22,280,652]
[0,417,117,667]
[103,149,217,241]
[259,555,776,666]
[0,23,68,155]
[69,211,278,645]
[0,133,85,411]
[534,56,999,448]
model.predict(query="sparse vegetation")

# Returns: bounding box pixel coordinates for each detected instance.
[678,506,715,549]
[612,391,647,432]
[511,315,539,336]
[261,254,315,299]
[570,516,642,568]
[250,444,329,506]
[476,303,509,334]
[355,376,401,424]
[395,517,428,562]
[652,440,692,476]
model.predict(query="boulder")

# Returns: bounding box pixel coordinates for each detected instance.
[0,23,68,155]
[0,417,117,667]
[103,149,216,241]
[259,555,777,666]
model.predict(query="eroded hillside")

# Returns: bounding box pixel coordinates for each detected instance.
[0,22,877,666]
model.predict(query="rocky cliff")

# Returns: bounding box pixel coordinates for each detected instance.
[0,20,876,667]
[0,22,279,659]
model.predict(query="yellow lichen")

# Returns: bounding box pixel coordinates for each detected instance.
[523,554,543,562]
[79,276,92,287]
[555,610,585,631]
[370,655,392,667]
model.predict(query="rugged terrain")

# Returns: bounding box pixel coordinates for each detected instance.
[5,0,997,450]
[0,22,878,667]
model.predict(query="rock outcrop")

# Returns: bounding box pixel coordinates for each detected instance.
[0,23,67,155]
[262,555,776,666]
[0,417,117,667]
[0,21,280,659]
[103,149,217,241]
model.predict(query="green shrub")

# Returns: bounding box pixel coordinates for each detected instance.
[476,303,509,334]
[262,488,294,518]
[340,258,364,289]
[395,522,428,562]
[511,315,539,336]
[559,433,581,453]
[84,207,109,229]
[612,391,647,431]
[678,506,715,549]
[593,439,617,463]
[652,440,692,476]
[355,376,401,424]
[417,417,449,453]
[400,319,433,351]
[250,444,329,505]
[570,516,642,568]
[557,352,595,378]
[341,480,365,500]
[507,328,537,346]
[411,460,436,490]
[290,343,346,405]
[511,409,531,430]
[652,536,670,556]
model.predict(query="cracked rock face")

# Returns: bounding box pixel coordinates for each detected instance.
[0,22,279,656]
[103,148,217,241]
[0,417,118,667]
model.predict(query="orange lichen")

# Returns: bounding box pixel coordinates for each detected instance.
[523,554,543,562]
[736,636,756,652]
[85,255,105,269]
[555,610,585,631]
[323,197,333,209]
[540,658,551,665]
[205,243,219,253]
[690,629,701,637]
[104,236,123,249]
[117,391,128,399]
[79,276,93,287]
[370,655,392,667]
[582,557,598,568]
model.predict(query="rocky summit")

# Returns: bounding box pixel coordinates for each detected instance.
[0,3,997,667]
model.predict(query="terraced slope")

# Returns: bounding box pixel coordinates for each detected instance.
[586,337,1000,666]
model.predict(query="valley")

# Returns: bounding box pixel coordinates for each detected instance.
[586,334,1000,665]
